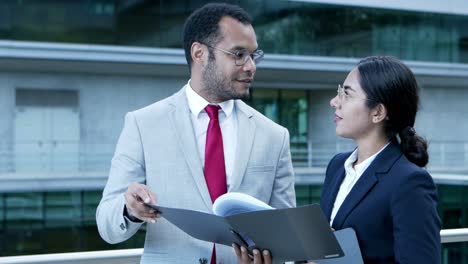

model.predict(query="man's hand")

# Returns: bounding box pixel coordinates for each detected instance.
[233,243,272,264]
[124,182,160,223]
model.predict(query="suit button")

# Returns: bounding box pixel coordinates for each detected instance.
[120,223,126,230]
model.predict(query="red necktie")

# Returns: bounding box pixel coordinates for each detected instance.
[204,105,227,264]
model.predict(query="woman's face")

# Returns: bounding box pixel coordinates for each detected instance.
[330,68,376,140]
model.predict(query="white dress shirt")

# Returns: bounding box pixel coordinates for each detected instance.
[185,81,238,188]
[330,143,390,225]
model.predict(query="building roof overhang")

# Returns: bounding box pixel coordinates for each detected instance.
[1,40,468,89]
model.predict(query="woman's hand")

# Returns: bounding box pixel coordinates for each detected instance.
[233,243,272,264]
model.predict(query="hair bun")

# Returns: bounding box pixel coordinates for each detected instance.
[405,127,416,137]
[399,126,428,167]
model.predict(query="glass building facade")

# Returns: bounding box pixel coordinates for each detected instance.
[2,185,468,263]
[0,190,145,255]
[0,0,467,63]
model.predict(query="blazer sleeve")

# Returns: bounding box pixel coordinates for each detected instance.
[96,112,146,244]
[322,154,340,194]
[268,128,296,209]
[391,170,441,264]
[319,153,342,218]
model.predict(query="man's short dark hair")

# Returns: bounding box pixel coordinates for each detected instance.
[183,3,252,70]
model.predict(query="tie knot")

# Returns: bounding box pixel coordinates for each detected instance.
[205,105,221,120]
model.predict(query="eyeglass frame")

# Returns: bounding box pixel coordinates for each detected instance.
[200,42,264,66]
[337,84,377,103]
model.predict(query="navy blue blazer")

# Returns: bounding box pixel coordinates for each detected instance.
[320,142,441,264]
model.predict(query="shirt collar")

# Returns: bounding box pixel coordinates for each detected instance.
[186,80,234,118]
[344,142,390,176]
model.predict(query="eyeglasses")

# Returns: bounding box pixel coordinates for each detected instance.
[337,84,347,101]
[337,84,376,102]
[202,42,264,66]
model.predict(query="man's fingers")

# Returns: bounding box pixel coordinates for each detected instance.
[130,183,153,203]
[240,247,252,263]
[147,191,158,205]
[126,183,157,204]
[124,192,140,211]
[252,249,262,264]
[262,250,272,264]
[141,216,157,224]
[138,186,156,205]
[126,202,158,219]
[232,243,242,258]
[138,211,158,218]
[124,183,160,221]
[125,182,159,206]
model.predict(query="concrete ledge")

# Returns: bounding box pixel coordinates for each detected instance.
[1,40,468,88]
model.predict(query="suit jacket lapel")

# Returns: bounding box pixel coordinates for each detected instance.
[332,142,402,229]
[168,87,213,211]
[322,164,346,220]
[229,100,255,191]
[331,167,378,229]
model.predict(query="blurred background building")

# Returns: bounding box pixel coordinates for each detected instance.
[0,0,467,263]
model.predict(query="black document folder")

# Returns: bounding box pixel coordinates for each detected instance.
[146,204,344,263]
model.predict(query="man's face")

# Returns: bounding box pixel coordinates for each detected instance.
[202,16,258,102]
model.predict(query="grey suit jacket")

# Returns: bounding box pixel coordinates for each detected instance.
[96,86,296,263]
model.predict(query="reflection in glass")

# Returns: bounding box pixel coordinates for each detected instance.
[250,89,279,122]
[0,1,467,63]
[0,191,144,256]
[249,89,308,165]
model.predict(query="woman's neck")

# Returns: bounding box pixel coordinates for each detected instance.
[355,133,389,166]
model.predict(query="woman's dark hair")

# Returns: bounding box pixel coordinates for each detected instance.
[183,3,252,70]
[357,56,429,167]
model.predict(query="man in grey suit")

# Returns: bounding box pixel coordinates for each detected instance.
[96,3,296,263]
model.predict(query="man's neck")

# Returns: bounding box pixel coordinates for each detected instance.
[189,79,222,104]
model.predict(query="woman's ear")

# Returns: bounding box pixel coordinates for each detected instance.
[191,42,207,66]
[372,104,388,123]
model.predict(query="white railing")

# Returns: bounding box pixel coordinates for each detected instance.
[0,229,467,264]
[291,140,468,168]
[440,228,468,243]
[0,248,143,264]
[2,140,468,172]
[0,142,115,173]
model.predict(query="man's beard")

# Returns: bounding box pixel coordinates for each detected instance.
[202,58,250,102]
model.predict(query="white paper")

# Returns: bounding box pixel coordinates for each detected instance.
[213,192,274,217]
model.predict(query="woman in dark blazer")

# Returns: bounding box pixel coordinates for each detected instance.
[235,56,441,264]
[320,56,441,263]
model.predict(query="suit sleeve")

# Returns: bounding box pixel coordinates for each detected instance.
[322,154,340,195]
[269,128,296,209]
[391,170,441,264]
[96,112,146,244]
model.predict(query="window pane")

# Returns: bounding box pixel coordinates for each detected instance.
[250,89,279,122]
[1,1,468,63]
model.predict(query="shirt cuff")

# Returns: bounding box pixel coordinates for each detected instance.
[123,205,144,223]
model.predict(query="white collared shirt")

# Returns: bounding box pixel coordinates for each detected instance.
[185,81,238,188]
[330,143,390,225]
